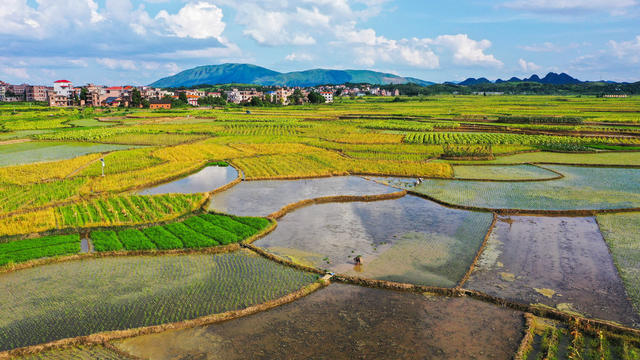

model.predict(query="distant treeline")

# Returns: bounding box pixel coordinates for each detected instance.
[380,82,640,96]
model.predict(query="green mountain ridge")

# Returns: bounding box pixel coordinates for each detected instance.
[150,64,435,88]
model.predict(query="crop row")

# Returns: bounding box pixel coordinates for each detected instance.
[403,132,640,146]
[90,213,270,252]
[0,234,80,266]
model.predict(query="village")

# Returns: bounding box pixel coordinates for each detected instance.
[0,80,401,108]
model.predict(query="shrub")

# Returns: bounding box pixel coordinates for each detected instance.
[90,231,123,252]
[141,226,183,250]
[116,229,156,250]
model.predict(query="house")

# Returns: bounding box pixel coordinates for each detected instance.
[26,86,48,102]
[186,94,199,106]
[226,89,242,104]
[274,88,294,105]
[102,96,126,107]
[320,91,334,103]
[149,99,172,109]
[53,80,73,97]
[49,94,71,107]
[602,94,628,98]
[207,92,221,98]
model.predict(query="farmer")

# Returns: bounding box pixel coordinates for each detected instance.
[354,255,362,266]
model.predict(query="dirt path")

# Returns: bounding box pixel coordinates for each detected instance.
[0,138,31,146]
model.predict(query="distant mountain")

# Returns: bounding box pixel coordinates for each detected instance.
[457,72,584,86]
[150,63,435,88]
[458,77,492,86]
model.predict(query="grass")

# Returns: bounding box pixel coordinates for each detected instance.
[90,230,123,252]
[141,226,183,249]
[0,250,319,351]
[597,213,640,316]
[116,229,156,250]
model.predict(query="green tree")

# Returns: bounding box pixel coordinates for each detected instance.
[288,89,303,105]
[79,87,89,102]
[178,92,188,105]
[307,92,325,104]
[130,88,142,108]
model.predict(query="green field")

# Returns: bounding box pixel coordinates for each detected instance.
[0,250,318,351]
[597,213,640,315]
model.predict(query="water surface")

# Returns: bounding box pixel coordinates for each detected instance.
[255,195,493,287]
[209,176,396,217]
[139,165,238,195]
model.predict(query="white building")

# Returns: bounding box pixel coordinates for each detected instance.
[53,80,73,96]
[320,91,334,103]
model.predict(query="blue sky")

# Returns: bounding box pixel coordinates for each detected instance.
[1,0,639,85]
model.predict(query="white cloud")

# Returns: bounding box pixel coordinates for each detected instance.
[518,58,541,72]
[159,44,242,59]
[285,53,314,61]
[97,58,138,70]
[156,2,226,39]
[609,35,640,63]
[427,34,503,67]
[502,0,638,15]
[1,66,29,79]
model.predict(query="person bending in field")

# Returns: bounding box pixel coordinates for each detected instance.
[354,255,362,266]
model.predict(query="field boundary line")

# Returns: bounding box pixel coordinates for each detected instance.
[0,279,327,360]
[266,190,407,219]
[456,212,498,288]
[514,313,536,360]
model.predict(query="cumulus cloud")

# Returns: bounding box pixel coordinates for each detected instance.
[427,34,503,67]
[97,58,138,71]
[156,2,226,40]
[519,58,541,71]
[502,0,638,15]
[609,35,640,62]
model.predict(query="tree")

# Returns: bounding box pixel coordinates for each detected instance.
[141,99,150,108]
[178,92,188,105]
[307,91,325,104]
[130,88,142,108]
[288,89,304,105]
[79,87,89,102]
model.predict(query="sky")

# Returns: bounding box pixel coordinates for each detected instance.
[1,0,639,86]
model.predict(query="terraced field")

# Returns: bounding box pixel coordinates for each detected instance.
[2,97,640,359]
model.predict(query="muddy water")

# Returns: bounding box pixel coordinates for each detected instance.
[254,195,493,287]
[208,176,396,217]
[138,165,238,195]
[465,216,640,328]
[115,284,524,360]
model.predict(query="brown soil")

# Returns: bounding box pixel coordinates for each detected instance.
[465,216,640,328]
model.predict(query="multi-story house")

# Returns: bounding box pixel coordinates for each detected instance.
[26,85,48,102]
[320,91,334,103]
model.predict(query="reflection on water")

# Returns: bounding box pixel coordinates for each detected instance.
[139,166,238,195]
[209,176,395,217]
[255,195,493,287]
[115,284,524,360]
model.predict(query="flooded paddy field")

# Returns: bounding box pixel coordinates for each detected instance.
[139,165,238,195]
[115,283,524,360]
[452,164,559,180]
[0,250,318,351]
[209,176,396,217]
[408,166,640,211]
[0,141,135,167]
[254,195,493,287]
[14,345,127,360]
[465,216,640,328]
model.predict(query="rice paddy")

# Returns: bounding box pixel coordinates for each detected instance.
[409,166,640,211]
[254,195,493,287]
[2,96,640,358]
[0,250,318,351]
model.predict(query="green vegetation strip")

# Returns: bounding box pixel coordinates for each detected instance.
[0,234,80,267]
[90,213,269,252]
[597,213,640,316]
